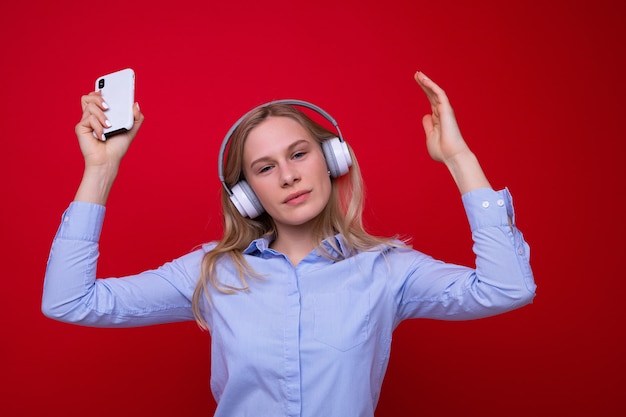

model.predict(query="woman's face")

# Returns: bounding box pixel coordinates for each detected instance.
[242,116,332,231]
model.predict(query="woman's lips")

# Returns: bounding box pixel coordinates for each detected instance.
[284,190,311,205]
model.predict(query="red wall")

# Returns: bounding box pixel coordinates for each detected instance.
[2,0,625,415]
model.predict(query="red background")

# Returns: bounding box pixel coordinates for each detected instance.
[2,0,625,416]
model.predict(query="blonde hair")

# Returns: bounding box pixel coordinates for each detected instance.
[192,103,403,329]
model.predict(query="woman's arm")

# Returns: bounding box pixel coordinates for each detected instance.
[42,91,198,327]
[391,72,536,321]
[41,202,201,327]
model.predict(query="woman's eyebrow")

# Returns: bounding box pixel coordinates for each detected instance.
[286,139,311,153]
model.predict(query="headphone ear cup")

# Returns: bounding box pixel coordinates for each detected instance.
[322,137,353,178]
[230,180,264,218]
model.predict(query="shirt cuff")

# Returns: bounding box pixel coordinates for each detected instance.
[461,187,514,231]
[55,201,106,242]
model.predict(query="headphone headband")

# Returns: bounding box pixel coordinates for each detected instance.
[217,99,345,196]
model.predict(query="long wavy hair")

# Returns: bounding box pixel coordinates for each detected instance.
[192,103,403,329]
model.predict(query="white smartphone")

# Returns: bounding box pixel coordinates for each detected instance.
[95,68,135,138]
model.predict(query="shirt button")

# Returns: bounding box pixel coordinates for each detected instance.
[63,216,70,223]
[481,201,490,208]
[497,199,505,207]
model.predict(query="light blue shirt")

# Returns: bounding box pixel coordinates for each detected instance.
[42,187,535,417]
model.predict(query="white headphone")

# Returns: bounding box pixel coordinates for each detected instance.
[218,99,353,218]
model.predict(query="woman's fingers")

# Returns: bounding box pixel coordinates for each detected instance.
[414,71,453,113]
[78,92,113,141]
[80,90,107,111]
[414,71,437,104]
[128,102,144,135]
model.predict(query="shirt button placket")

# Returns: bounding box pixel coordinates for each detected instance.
[284,261,303,416]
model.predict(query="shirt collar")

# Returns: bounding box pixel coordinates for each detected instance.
[243,235,273,255]
[242,234,352,259]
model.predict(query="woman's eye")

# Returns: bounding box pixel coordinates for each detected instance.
[259,165,272,174]
[293,151,306,159]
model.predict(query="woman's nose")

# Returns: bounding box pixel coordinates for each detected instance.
[280,165,300,186]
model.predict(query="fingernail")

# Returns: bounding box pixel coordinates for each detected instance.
[136,102,140,111]
[102,101,109,110]
[105,119,112,128]
[92,131,98,139]
[101,134,107,141]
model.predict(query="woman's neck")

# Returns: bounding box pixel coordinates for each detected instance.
[270,224,318,266]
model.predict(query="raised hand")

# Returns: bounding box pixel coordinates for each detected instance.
[414,71,491,194]
[76,90,144,169]
[74,91,144,205]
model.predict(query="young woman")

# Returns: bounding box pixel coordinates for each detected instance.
[42,71,536,417]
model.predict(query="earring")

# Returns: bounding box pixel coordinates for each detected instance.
[327,170,331,176]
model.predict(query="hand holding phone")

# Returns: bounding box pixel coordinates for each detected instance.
[95,68,135,139]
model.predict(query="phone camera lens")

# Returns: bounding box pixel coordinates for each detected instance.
[98,79,105,89]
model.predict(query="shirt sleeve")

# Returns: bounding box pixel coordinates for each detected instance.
[395,188,536,323]
[41,202,203,327]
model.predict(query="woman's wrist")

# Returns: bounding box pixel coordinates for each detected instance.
[74,163,120,205]
[444,150,491,194]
